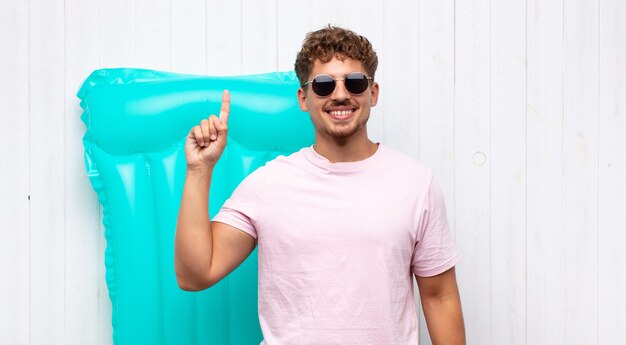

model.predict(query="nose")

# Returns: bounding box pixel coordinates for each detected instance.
[331,79,350,101]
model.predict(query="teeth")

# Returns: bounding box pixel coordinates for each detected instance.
[329,110,353,116]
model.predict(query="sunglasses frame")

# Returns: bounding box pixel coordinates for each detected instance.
[301,72,374,97]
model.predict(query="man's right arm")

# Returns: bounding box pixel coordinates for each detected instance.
[174,167,256,291]
[174,90,256,291]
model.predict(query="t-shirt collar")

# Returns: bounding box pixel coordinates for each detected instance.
[302,142,383,173]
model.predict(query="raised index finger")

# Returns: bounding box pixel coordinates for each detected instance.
[218,90,230,124]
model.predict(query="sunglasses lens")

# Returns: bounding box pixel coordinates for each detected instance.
[345,73,370,94]
[311,75,336,96]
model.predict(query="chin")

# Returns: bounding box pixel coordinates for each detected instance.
[324,122,366,140]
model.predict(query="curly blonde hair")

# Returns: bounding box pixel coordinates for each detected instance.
[294,25,378,86]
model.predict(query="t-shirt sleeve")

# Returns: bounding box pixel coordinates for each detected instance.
[411,177,459,277]
[212,173,262,240]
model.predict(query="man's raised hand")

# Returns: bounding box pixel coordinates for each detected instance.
[185,90,230,170]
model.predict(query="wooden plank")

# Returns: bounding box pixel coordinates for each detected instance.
[100,0,135,67]
[416,0,454,189]
[241,0,277,75]
[526,0,565,343]
[206,0,242,75]
[171,0,206,74]
[0,0,30,343]
[490,1,527,344]
[135,0,171,70]
[309,0,348,29]
[28,0,66,343]
[64,0,103,344]
[453,0,492,343]
[563,1,599,343]
[598,1,626,344]
[381,0,420,160]
[276,2,312,72]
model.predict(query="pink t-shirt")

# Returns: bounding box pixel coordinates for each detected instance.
[213,143,459,345]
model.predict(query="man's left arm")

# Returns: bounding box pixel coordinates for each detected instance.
[415,266,465,345]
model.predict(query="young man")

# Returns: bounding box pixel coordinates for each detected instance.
[175,26,465,344]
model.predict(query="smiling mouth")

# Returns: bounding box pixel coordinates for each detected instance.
[325,108,356,121]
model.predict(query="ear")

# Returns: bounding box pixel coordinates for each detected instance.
[297,87,309,112]
[370,82,380,107]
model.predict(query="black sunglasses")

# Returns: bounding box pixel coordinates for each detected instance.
[302,72,373,97]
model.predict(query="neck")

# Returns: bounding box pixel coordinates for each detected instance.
[313,131,379,163]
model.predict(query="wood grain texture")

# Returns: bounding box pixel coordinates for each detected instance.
[206,0,242,75]
[241,0,277,75]
[598,0,626,344]
[0,0,30,343]
[417,0,455,200]
[64,0,102,344]
[526,0,566,343]
[172,0,206,74]
[100,0,135,67]
[381,0,420,161]
[563,1,599,343]
[29,0,66,343]
[135,0,171,70]
[490,0,527,343]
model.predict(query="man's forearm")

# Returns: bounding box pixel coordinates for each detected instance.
[175,167,214,290]
[422,293,466,345]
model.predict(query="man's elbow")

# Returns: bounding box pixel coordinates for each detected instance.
[177,280,205,292]
[175,269,214,291]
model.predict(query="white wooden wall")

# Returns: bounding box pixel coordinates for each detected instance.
[1,0,625,344]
